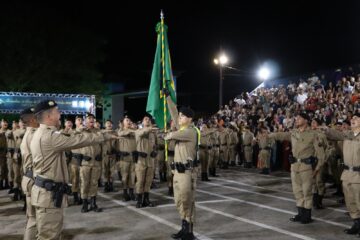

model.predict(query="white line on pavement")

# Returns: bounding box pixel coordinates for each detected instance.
[196,189,350,228]
[151,191,317,240]
[155,199,233,208]
[197,205,317,240]
[203,180,348,214]
[98,192,213,240]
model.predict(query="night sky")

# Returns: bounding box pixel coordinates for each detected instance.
[3,1,360,117]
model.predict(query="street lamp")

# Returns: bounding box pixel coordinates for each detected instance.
[257,67,270,81]
[214,54,228,109]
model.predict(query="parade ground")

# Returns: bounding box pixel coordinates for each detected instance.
[0,167,354,240]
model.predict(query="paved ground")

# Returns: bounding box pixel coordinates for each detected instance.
[0,167,355,240]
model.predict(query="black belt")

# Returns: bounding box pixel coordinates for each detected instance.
[119,151,130,157]
[215,144,220,147]
[170,160,200,173]
[221,144,227,146]
[8,148,15,154]
[289,156,317,165]
[199,146,208,149]
[35,176,71,208]
[168,151,174,157]
[208,146,212,150]
[344,165,360,172]
[138,152,148,158]
[158,146,165,151]
[24,169,33,178]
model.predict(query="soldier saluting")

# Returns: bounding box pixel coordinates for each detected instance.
[163,89,199,240]
[30,100,116,239]
[322,112,360,236]
[267,112,325,224]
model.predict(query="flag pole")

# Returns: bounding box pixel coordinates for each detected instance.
[160,10,168,162]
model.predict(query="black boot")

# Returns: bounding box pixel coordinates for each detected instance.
[22,198,26,211]
[123,189,130,201]
[8,181,14,194]
[315,195,324,209]
[104,182,110,192]
[73,192,81,205]
[168,186,174,196]
[12,188,20,201]
[117,171,122,181]
[312,193,318,208]
[4,179,10,189]
[163,173,167,182]
[332,186,344,196]
[204,172,211,181]
[181,221,195,240]
[210,168,219,177]
[262,168,270,175]
[81,199,89,213]
[0,179,3,190]
[171,220,186,239]
[98,179,104,187]
[290,207,303,222]
[301,208,313,224]
[201,172,206,181]
[230,161,236,166]
[109,182,114,192]
[142,192,154,207]
[316,195,324,209]
[136,194,143,208]
[344,218,360,234]
[129,188,136,201]
[89,196,102,212]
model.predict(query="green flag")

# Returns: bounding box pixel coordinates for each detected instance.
[146,19,176,129]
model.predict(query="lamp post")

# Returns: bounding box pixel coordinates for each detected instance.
[214,54,228,109]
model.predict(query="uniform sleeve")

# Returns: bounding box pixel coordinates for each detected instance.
[164,129,195,142]
[313,134,326,171]
[324,128,346,141]
[135,127,152,139]
[268,132,291,141]
[48,131,107,152]
[118,129,135,137]
[166,96,179,130]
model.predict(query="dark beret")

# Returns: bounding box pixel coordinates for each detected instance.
[85,112,95,118]
[179,106,195,118]
[297,111,310,122]
[20,107,35,116]
[312,118,322,125]
[34,100,58,115]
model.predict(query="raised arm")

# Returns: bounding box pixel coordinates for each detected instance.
[164,128,195,142]
[166,96,179,130]
[268,132,291,142]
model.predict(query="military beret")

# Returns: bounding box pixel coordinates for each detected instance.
[354,112,360,118]
[343,120,351,125]
[121,115,132,122]
[34,100,57,115]
[297,112,310,122]
[312,118,322,125]
[143,113,153,120]
[20,107,35,116]
[179,106,195,118]
[85,112,95,118]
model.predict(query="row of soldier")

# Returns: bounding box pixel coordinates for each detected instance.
[8,94,200,240]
